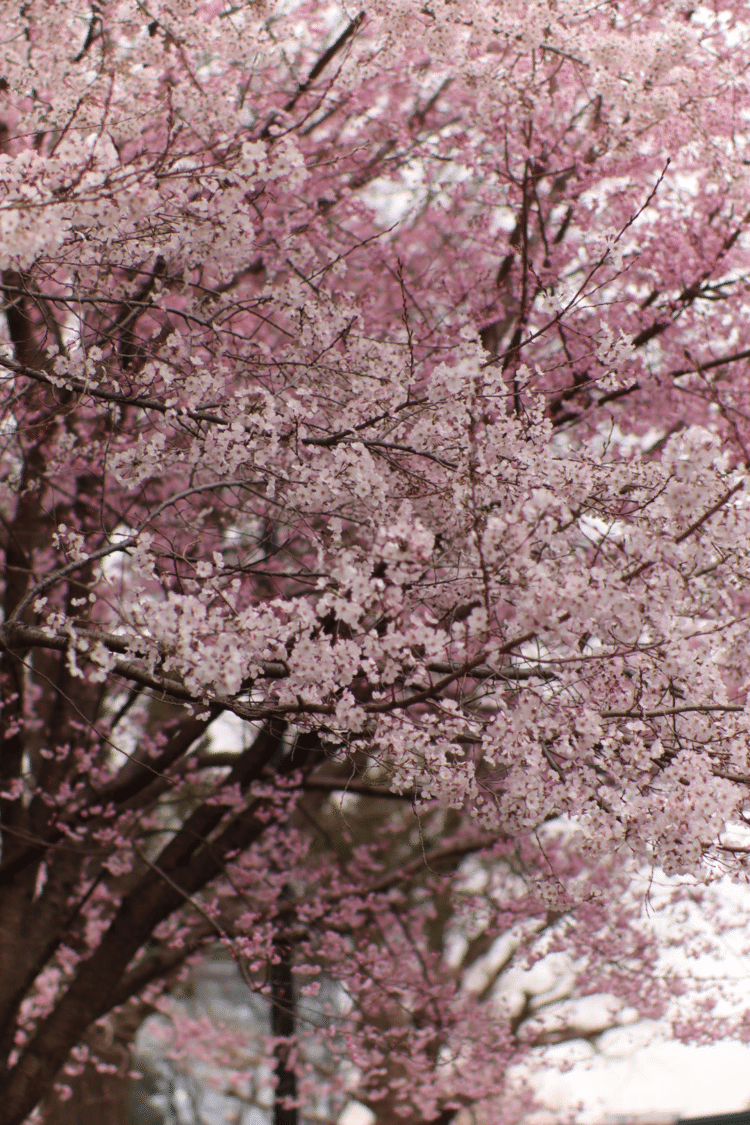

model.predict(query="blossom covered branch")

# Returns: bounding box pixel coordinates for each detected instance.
[3,0,750,1121]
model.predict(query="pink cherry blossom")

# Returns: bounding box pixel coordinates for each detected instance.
[3,1,750,1122]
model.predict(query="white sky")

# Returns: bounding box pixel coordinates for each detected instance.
[537,1035,750,1122]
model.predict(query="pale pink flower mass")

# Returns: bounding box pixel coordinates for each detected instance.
[2,1,750,1123]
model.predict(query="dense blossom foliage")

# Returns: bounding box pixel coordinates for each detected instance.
[4,0,750,1121]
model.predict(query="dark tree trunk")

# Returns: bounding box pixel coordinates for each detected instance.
[271,915,297,1125]
[38,1004,151,1125]
[40,1063,130,1125]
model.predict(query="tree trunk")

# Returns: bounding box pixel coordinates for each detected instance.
[271,901,297,1125]
[38,1004,152,1125]
[40,1064,130,1125]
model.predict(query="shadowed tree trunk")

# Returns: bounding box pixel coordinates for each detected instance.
[41,1065,130,1125]
[271,903,297,1125]
[39,1004,151,1125]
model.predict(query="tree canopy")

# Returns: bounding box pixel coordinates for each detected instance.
[3,1,750,1121]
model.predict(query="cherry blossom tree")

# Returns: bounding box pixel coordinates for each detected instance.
[4,0,750,1121]
[128,802,680,1125]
